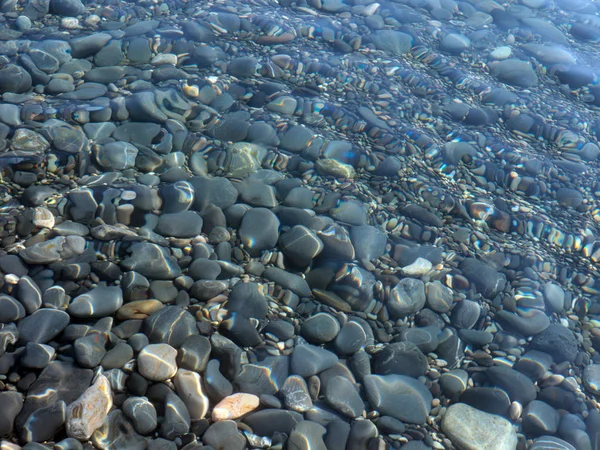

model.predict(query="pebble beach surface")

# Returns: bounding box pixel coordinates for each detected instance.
[2,0,600,448]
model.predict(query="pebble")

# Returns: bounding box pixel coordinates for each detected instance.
[137,343,178,382]
[212,393,260,421]
[65,374,112,441]
[441,403,518,450]
[363,374,433,424]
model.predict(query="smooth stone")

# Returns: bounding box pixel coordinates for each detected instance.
[486,365,537,406]
[363,374,432,424]
[21,400,65,443]
[387,278,427,318]
[68,286,123,318]
[242,409,303,436]
[442,403,518,450]
[19,236,86,264]
[177,335,211,373]
[495,309,550,336]
[15,362,93,432]
[0,391,23,437]
[225,282,268,320]
[174,369,209,420]
[291,344,338,377]
[212,393,260,421]
[121,242,182,280]
[18,309,70,344]
[74,332,107,368]
[91,410,146,450]
[513,350,554,382]
[522,400,560,436]
[349,225,387,261]
[530,436,576,450]
[489,59,538,87]
[65,374,112,441]
[204,359,233,402]
[372,341,428,378]
[0,294,26,322]
[301,312,340,344]
[263,267,311,297]
[21,342,55,369]
[279,225,324,267]
[371,30,413,55]
[202,420,246,450]
[122,396,157,435]
[239,208,280,256]
[155,211,203,238]
[324,375,364,418]
[287,421,327,450]
[160,393,190,440]
[138,343,177,381]
[333,321,367,355]
[460,258,506,298]
[280,375,313,413]
[583,364,600,395]
[450,299,481,329]
[460,387,511,417]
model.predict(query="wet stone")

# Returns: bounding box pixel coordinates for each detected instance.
[0,294,26,323]
[239,207,280,257]
[68,286,123,319]
[387,278,427,318]
[202,420,246,450]
[137,343,177,381]
[0,391,23,437]
[288,421,328,450]
[155,211,203,238]
[160,392,190,440]
[324,375,364,418]
[177,335,211,373]
[523,400,560,436]
[301,312,340,344]
[441,403,518,450]
[364,374,432,424]
[349,225,387,262]
[530,324,578,363]
[291,344,338,378]
[66,374,112,441]
[91,410,146,450]
[18,309,70,344]
[333,321,367,355]
[212,393,260,421]
[281,375,313,413]
[122,396,157,435]
[372,341,428,378]
[21,400,66,443]
[174,369,209,420]
[279,225,324,267]
[21,342,55,369]
[485,365,537,406]
[583,364,600,395]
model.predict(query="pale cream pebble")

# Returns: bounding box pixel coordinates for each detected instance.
[211,393,260,422]
[66,374,112,441]
[32,206,55,229]
[61,17,80,29]
[402,257,433,276]
[174,369,209,420]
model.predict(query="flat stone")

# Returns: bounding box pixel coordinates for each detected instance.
[372,341,428,378]
[441,403,518,450]
[212,393,260,421]
[68,286,123,319]
[363,374,432,424]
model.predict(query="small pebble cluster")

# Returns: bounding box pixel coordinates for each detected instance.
[2,0,600,449]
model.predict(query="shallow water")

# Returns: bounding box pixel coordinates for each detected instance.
[2,0,600,449]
